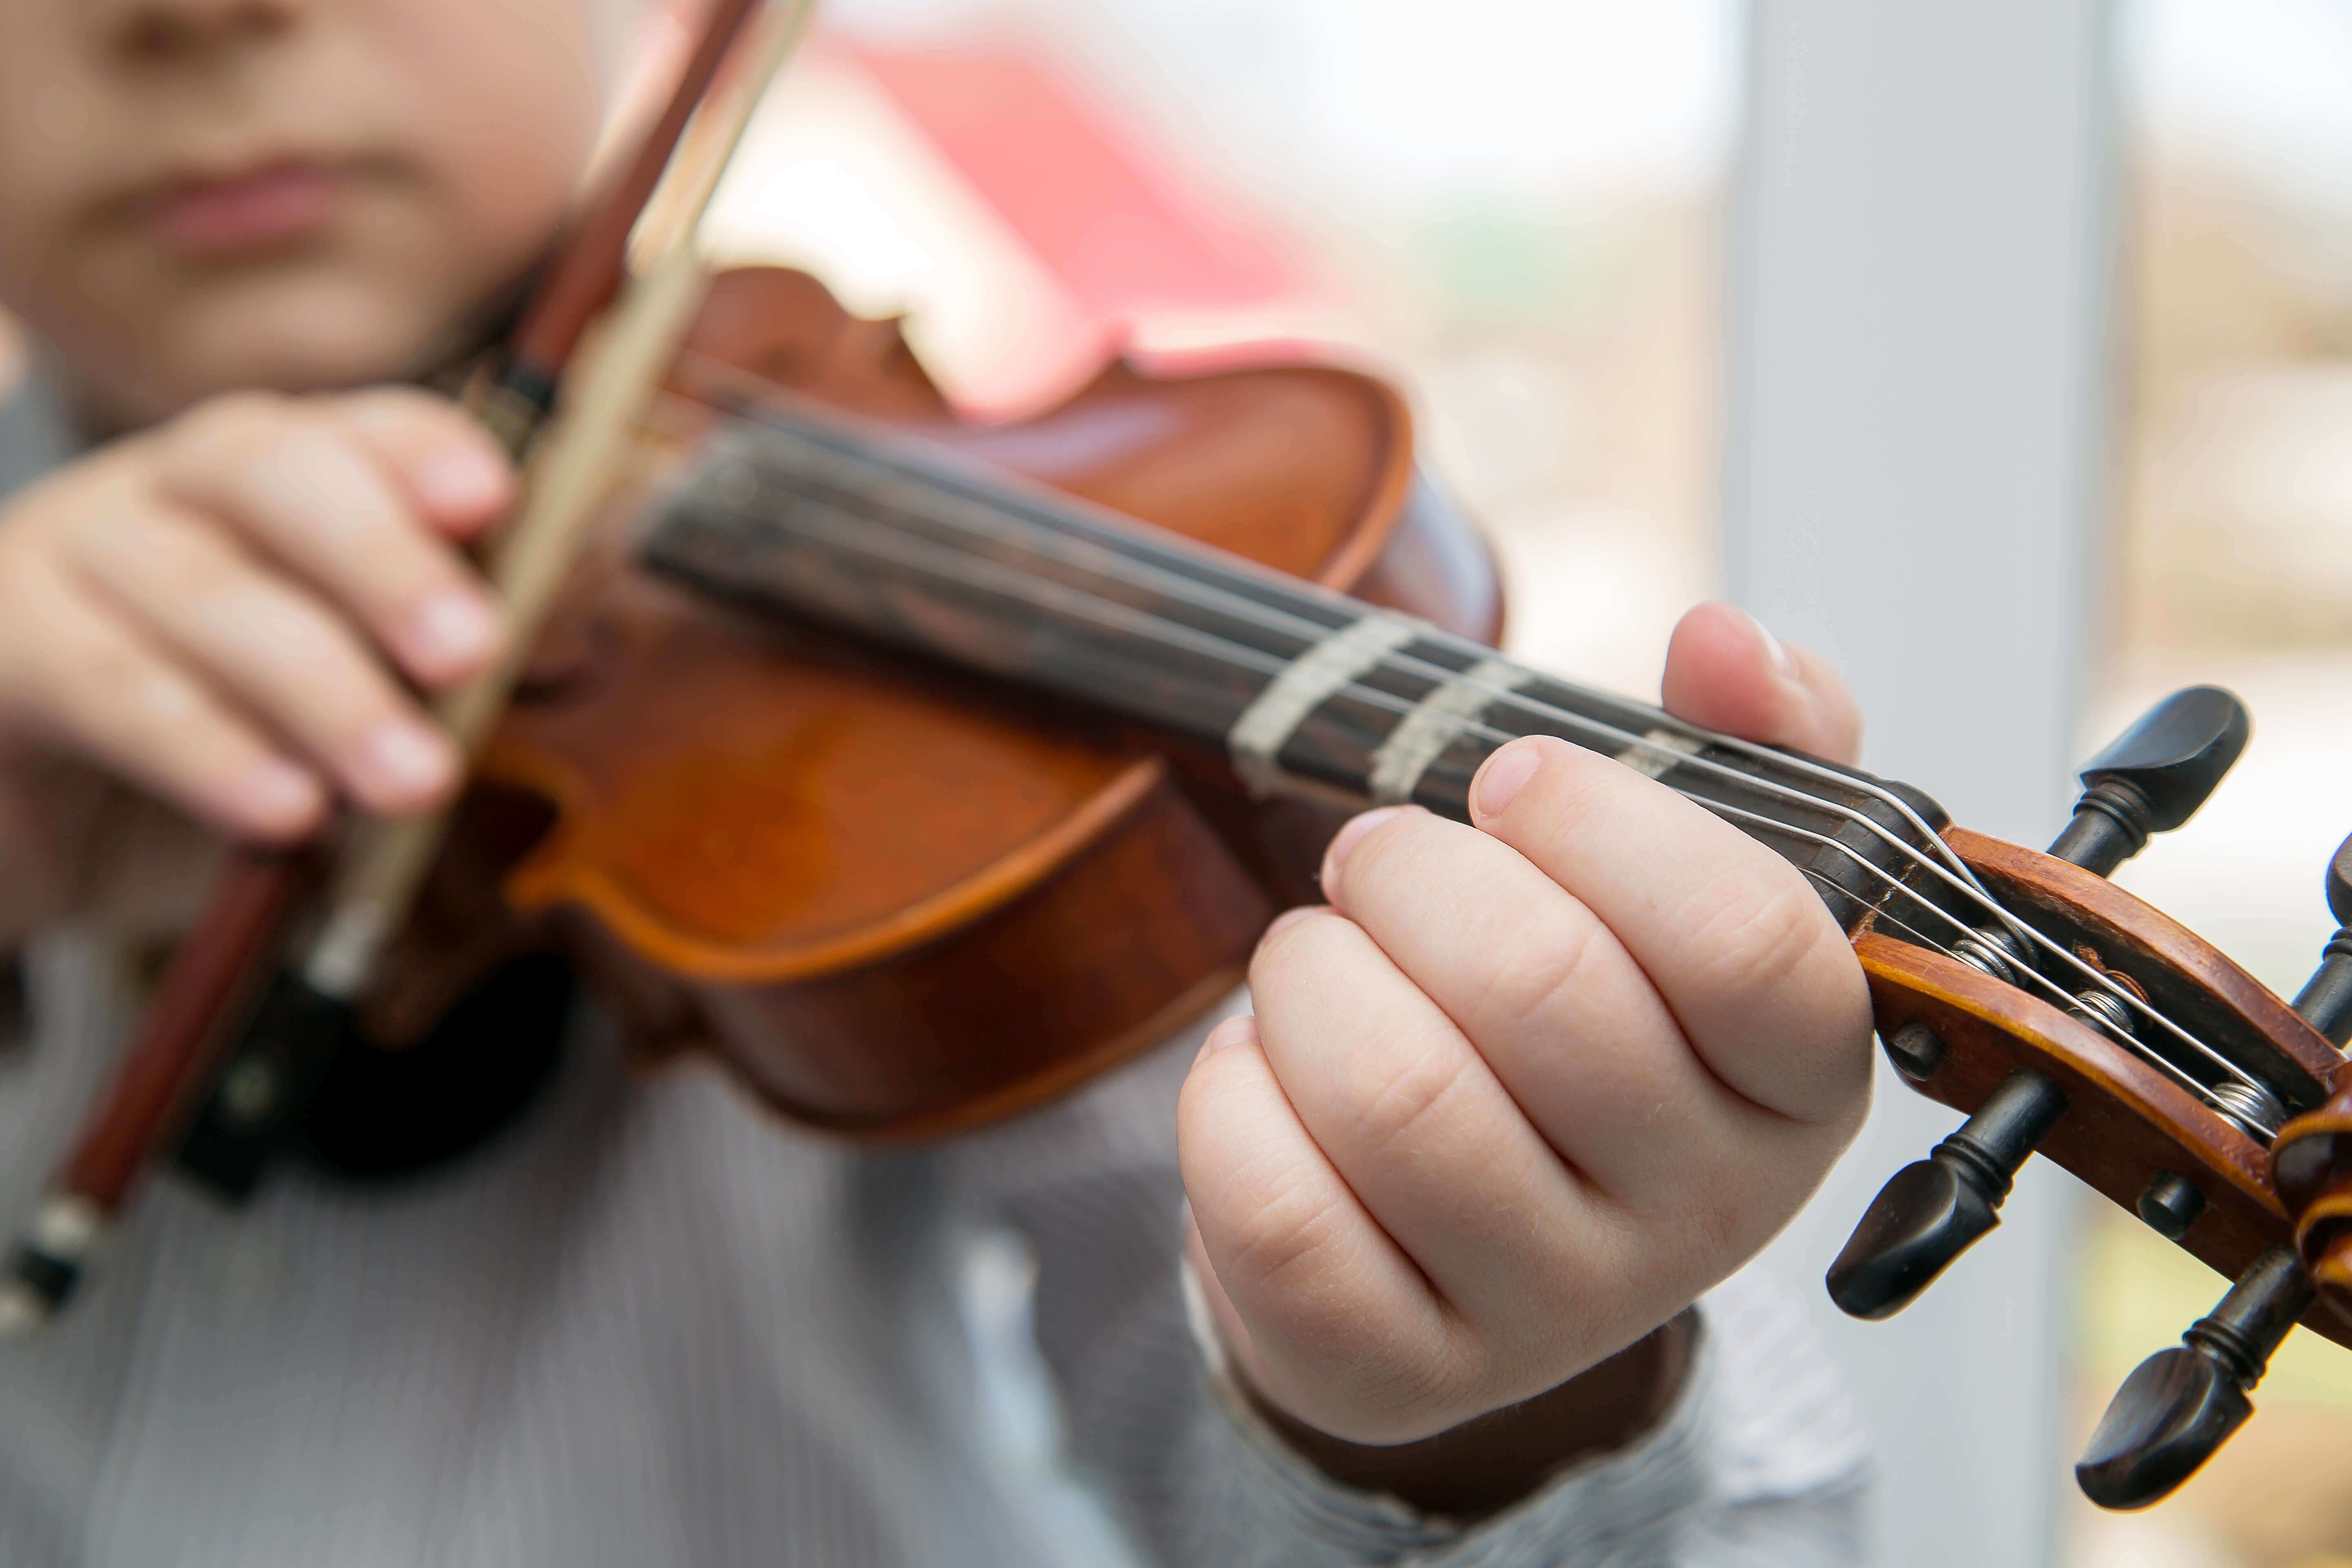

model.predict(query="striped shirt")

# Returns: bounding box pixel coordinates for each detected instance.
[0,384,1868,1566]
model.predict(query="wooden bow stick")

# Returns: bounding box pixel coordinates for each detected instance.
[306,0,822,998]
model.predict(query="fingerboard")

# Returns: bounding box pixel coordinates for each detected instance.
[641,402,1951,932]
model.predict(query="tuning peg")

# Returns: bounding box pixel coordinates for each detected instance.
[1828,1065,2068,1318]
[2048,687,2251,878]
[2076,1245,2311,1510]
[2290,833,2352,1048]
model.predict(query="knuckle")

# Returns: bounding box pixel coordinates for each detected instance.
[71,500,224,590]
[1333,806,1423,889]
[1221,1235,1486,1425]
[212,581,336,657]
[1247,908,1355,995]
[337,384,441,420]
[74,644,204,753]
[138,519,241,592]
[1461,907,1609,1038]
[1678,1166,1757,1257]
[1679,866,1834,1005]
[1330,808,1490,916]
[336,385,469,443]
[1520,742,1615,828]
[256,418,370,493]
[158,391,289,475]
[1674,1125,1826,1256]
[1333,1336,1490,1438]
[1215,1179,1359,1306]
[277,650,401,744]
[70,636,146,710]
[1343,1045,1482,1161]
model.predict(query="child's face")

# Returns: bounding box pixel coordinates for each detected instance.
[0,0,611,422]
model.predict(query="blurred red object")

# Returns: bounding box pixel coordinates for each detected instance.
[856,45,1300,329]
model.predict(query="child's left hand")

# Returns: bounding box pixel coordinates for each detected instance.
[1178,601,1872,1454]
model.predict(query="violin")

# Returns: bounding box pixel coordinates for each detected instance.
[402,261,1498,1139]
[8,0,2352,1523]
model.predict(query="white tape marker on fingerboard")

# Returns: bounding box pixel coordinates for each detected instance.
[1227,614,1421,800]
[1365,658,1531,806]
[1616,728,1707,780]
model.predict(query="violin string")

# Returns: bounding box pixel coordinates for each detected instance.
[1785,862,2228,1114]
[687,443,2246,1089]
[733,412,2257,1094]
[697,414,2240,1091]
[672,461,2266,1105]
[701,408,2001,918]
[1681,749,2252,1099]
[659,357,2006,950]
[1700,797,2261,1104]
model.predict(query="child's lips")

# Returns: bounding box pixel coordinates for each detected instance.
[149,162,344,255]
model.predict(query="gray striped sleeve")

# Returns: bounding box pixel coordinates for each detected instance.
[951,1015,1869,1568]
[1178,1269,1865,1567]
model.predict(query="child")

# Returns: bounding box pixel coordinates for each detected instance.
[0,1,1876,1562]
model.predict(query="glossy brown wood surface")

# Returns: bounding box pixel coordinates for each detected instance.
[60,850,308,1204]
[2270,1074,2352,1303]
[1862,828,2352,1347]
[1956,831,2343,1110]
[468,267,1499,1135]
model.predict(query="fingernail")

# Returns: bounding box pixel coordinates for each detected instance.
[1196,1014,1260,1061]
[415,445,510,515]
[1751,612,1799,680]
[1473,737,1545,818]
[1320,805,1412,894]
[242,760,324,831]
[410,588,501,668]
[360,720,457,799]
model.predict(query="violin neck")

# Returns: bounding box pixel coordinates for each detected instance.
[641,403,1949,930]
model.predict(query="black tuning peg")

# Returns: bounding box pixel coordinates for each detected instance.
[2076,1245,2312,1510]
[2048,687,2250,878]
[2291,833,2352,1048]
[1827,1065,2067,1318]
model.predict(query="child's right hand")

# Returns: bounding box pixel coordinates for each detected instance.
[0,389,514,845]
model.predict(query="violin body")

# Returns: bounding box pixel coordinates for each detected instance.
[463,267,1501,1136]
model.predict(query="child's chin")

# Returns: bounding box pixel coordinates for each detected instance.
[163,278,463,404]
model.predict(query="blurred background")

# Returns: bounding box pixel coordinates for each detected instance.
[8,0,2350,1561]
[2077,4,2352,1564]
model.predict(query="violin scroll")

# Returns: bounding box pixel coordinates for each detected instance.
[1830,689,2259,1319]
[2276,1092,2352,1304]
[1826,690,2352,1510]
